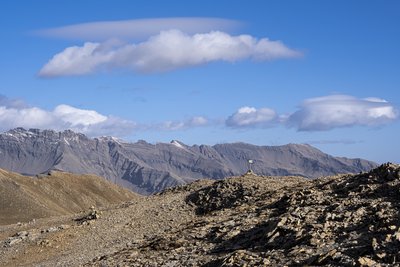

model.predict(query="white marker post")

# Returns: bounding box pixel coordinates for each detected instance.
[248,159,254,173]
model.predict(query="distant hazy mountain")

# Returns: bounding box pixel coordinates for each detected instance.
[0,128,377,194]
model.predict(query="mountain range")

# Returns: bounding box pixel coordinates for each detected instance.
[0,128,377,194]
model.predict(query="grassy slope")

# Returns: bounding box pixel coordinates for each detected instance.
[0,169,138,225]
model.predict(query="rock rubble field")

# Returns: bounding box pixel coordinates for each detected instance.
[1,163,399,266]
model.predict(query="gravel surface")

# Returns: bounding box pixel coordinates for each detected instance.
[1,163,399,266]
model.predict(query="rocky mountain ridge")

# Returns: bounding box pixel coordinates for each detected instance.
[0,128,377,194]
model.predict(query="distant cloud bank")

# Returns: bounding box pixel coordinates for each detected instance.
[0,96,135,137]
[226,95,398,131]
[38,30,301,77]
[0,95,396,137]
[0,96,208,137]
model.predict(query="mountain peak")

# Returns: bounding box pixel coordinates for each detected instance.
[170,140,186,149]
[4,128,45,139]
[97,136,125,144]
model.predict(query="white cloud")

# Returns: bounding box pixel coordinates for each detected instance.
[159,116,209,131]
[38,42,114,77]
[53,104,107,126]
[0,101,135,137]
[0,106,54,129]
[39,30,301,77]
[79,116,137,137]
[226,106,277,128]
[0,96,211,136]
[35,17,241,41]
[287,95,398,131]
[189,116,208,126]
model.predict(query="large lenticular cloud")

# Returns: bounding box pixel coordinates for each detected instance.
[39,30,301,77]
[287,95,398,131]
[35,17,241,41]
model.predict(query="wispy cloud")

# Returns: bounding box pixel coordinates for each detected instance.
[35,17,241,41]
[226,106,277,128]
[306,139,364,145]
[0,94,28,109]
[287,95,398,131]
[2,95,395,137]
[38,30,301,77]
[158,116,209,131]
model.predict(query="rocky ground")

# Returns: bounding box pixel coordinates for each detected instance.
[1,164,399,266]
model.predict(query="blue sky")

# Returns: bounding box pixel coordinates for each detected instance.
[0,0,399,163]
